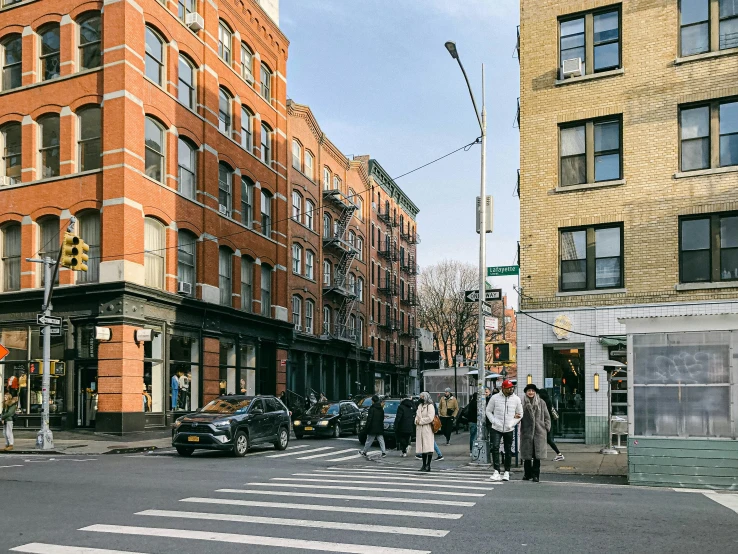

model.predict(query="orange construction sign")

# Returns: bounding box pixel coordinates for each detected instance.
[0,343,9,361]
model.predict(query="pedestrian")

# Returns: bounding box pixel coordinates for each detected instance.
[414,391,436,472]
[170,371,180,411]
[439,388,459,445]
[359,395,386,458]
[485,379,523,482]
[1,391,17,452]
[465,392,478,457]
[179,371,190,410]
[538,389,564,461]
[521,384,551,483]
[395,395,415,457]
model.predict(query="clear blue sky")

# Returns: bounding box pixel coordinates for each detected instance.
[282,0,521,305]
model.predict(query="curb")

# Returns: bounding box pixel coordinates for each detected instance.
[0,449,65,455]
[103,446,160,455]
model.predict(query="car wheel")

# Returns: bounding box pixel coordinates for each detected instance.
[274,427,289,450]
[233,431,249,457]
[333,424,341,438]
[358,434,366,445]
[294,432,303,440]
[176,446,194,457]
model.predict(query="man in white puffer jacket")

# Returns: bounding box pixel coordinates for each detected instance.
[485,380,523,482]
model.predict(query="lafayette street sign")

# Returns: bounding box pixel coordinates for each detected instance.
[487,265,519,277]
[464,289,502,303]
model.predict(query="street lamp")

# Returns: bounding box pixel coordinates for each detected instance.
[445,41,488,465]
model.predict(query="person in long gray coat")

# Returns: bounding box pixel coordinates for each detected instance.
[520,384,550,482]
[414,392,436,472]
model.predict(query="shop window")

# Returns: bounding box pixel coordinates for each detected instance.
[219,339,236,395]
[241,176,254,227]
[78,13,102,70]
[178,54,196,110]
[241,257,253,312]
[38,114,60,178]
[177,138,196,199]
[144,26,165,86]
[144,217,165,289]
[39,24,61,81]
[26,328,66,415]
[239,342,256,395]
[1,34,21,91]
[170,332,199,411]
[143,330,164,413]
[78,211,100,283]
[78,106,101,171]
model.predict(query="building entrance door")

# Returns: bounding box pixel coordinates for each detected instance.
[544,346,585,441]
[76,365,98,428]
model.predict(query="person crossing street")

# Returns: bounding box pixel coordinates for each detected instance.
[485,379,523,482]
[359,395,387,458]
[439,388,459,445]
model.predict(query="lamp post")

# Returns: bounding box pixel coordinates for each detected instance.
[445,41,488,465]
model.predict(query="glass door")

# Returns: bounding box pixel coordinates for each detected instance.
[544,346,586,440]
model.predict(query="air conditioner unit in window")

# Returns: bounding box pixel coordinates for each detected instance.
[294,324,302,332]
[243,71,255,85]
[177,282,192,295]
[561,57,583,79]
[185,13,205,32]
[219,204,228,215]
[0,176,13,187]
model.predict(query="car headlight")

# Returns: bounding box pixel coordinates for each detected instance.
[293,420,302,426]
[318,420,330,426]
[213,420,232,427]
[174,420,182,429]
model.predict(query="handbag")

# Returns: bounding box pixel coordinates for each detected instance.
[551,407,559,420]
[432,414,442,434]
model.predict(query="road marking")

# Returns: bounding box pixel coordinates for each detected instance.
[705,493,738,516]
[324,453,362,462]
[267,446,333,458]
[273,476,492,491]
[322,467,491,481]
[297,448,356,460]
[335,437,360,441]
[217,488,476,507]
[137,509,448,537]
[305,472,494,485]
[11,544,147,554]
[181,497,463,519]
[0,464,23,469]
[248,444,310,456]
[246,482,484,497]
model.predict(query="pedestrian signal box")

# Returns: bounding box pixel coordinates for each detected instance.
[491,342,515,363]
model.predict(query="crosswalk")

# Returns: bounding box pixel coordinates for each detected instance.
[10,464,495,553]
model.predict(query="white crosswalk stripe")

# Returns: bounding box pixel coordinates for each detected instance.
[323,453,362,462]
[297,448,356,460]
[284,474,493,489]
[315,469,494,484]
[246,481,485,496]
[217,488,477,506]
[11,544,147,554]
[266,446,334,458]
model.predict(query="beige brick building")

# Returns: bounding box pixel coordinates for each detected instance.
[518,0,738,444]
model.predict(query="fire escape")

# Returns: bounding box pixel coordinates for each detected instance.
[399,224,420,369]
[322,189,358,342]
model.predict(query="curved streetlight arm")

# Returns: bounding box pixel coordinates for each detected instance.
[453,57,483,134]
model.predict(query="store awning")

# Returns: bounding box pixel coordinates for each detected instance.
[599,336,626,347]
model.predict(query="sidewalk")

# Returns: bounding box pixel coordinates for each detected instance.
[4,429,173,455]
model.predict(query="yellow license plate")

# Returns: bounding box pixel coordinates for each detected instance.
[187,436,200,442]
[304,426,313,431]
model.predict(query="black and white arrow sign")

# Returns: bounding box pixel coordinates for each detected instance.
[37,314,62,326]
[464,289,502,303]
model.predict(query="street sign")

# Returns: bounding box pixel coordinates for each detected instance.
[487,265,519,277]
[49,327,62,337]
[481,303,492,316]
[37,314,61,326]
[464,288,502,303]
[484,316,499,331]
[0,343,8,361]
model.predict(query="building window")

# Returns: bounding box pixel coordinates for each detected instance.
[38,114,60,178]
[560,117,621,186]
[177,230,196,296]
[357,237,364,260]
[39,24,61,81]
[305,300,314,334]
[358,318,364,346]
[261,190,272,236]
[304,151,314,180]
[78,211,100,283]
[356,196,363,220]
[241,43,254,82]
[1,122,21,185]
[371,261,375,285]
[241,257,253,312]
[178,0,196,22]
[218,162,232,217]
[177,138,196,199]
[144,116,165,182]
[348,230,356,249]
[323,260,331,286]
[720,0,738,49]
[38,216,59,286]
[292,243,302,274]
[357,277,364,301]
[241,177,254,227]
[305,250,314,280]
[680,0,738,55]
[292,296,302,330]
[178,55,196,110]
[292,140,301,170]
[241,106,253,151]
[305,200,315,230]
[680,213,738,282]
[559,7,620,76]
[78,106,101,171]
[680,99,738,171]
[348,273,356,295]
[333,175,341,190]
[292,191,302,221]
[560,225,623,291]
[144,26,165,86]
[260,123,272,165]
[78,13,102,70]
[218,88,232,135]
[0,223,20,292]
[218,247,232,306]
[1,35,21,91]
[144,217,165,289]
[323,306,331,334]
[371,223,375,247]
[218,21,232,63]
[323,213,331,238]
[323,167,331,190]
[261,265,272,317]
[260,63,272,100]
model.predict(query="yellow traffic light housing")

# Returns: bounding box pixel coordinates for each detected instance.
[60,232,89,271]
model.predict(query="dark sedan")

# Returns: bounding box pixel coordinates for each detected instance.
[293,401,362,439]
[172,395,291,457]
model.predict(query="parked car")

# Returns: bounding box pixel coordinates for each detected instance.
[172,395,290,457]
[358,399,412,448]
[355,394,389,417]
[293,401,362,439]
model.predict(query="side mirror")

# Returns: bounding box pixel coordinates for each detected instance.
[251,407,263,415]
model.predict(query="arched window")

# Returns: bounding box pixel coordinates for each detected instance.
[333,174,341,191]
[349,314,357,338]
[356,195,363,219]
[38,114,60,178]
[260,62,272,100]
[260,264,272,317]
[348,230,356,248]
[292,295,302,330]
[292,243,302,274]
[38,216,59,286]
[1,122,21,185]
[323,167,331,190]
[177,230,196,296]
[305,151,314,180]
[305,250,314,280]
[78,12,102,70]
[292,139,301,170]
[178,54,196,109]
[78,106,101,171]
[323,305,331,335]
[323,213,331,239]
[305,199,315,230]
[144,116,165,182]
[144,217,165,289]
[241,43,254,81]
[241,177,254,227]
[323,260,332,286]
[0,223,20,292]
[260,123,272,164]
[348,272,356,295]
[241,106,253,151]
[218,247,232,306]
[144,26,165,86]
[260,190,272,236]
[305,300,314,334]
[291,191,302,221]
[39,24,60,81]
[241,256,253,312]
[218,162,232,216]
[78,211,100,283]
[177,138,196,199]
[218,21,232,63]
[357,236,363,260]
[1,35,21,91]
[218,87,232,135]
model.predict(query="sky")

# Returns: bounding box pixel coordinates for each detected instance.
[281,0,521,306]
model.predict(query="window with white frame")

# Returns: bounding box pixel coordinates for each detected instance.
[218,247,232,306]
[241,43,254,82]
[218,162,232,216]
[261,190,272,236]
[356,195,363,220]
[292,296,302,330]
[38,216,59,286]
[357,277,364,301]
[292,140,301,170]
[178,55,196,110]
[178,0,196,22]
[323,305,331,335]
[144,26,165,86]
[323,167,330,190]
[333,175,341,190]
[292,243,302,274]
[348,230,356,248]
[218,21,232,63]
[218,88,232,135]
[323,213,331,238]
[241,177,254,227]
[241,257,253,312]
[144,116,165,182]
[358,318,364,346]
[241,106,253,151]
[305,300,314,334]
[292,191,302,221]
[1,34,21,91]
[177,138,196,199]
[260,123,272,165]
[260,62,272,100]
[357,237,363,260]
[305,250,314,280]
[305,199,315,230]
[323,260,331,286]
[348,273,356,295]
[39,24,61,81]
[304,151,314,180]
[177,230,196,296]
[144,217,165,290]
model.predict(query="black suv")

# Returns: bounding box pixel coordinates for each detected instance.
[172,395,290,457]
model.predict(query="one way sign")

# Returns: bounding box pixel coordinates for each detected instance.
[464,289,502,303]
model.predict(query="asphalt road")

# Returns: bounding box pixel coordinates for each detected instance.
[1,437,736,554]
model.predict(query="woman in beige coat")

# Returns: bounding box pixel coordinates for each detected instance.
[415,392,436,472]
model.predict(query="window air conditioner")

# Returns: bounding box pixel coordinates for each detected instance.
[561,57,583,79]
[0,176,12,187]
[294,324,302,332]
[219,204,228,215]
[185,13,205,32]
[177,282,192,295]
[243,71,255,85]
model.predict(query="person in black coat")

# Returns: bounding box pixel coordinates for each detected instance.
[538,389,564,461]
[395,397,416,456]
[360,395,387,457]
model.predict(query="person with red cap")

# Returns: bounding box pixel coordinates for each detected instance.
[485,379,523,482]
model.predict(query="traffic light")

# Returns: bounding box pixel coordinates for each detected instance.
[492,342,513,363]
[60,232,89,271]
